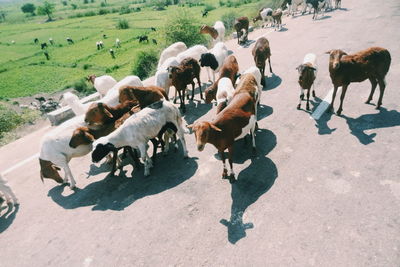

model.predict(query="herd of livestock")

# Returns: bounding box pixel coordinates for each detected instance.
[0,0,392,216]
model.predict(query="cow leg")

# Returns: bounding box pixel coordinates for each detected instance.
[306,88,311,111]
[176,124,188,158]
[298,87,304,109]
[336,84,348,115]
[366,77,378,104]
[268,57,273,73]
[312,82,316,98]
[329,85,339,112]
[190,81,195,100]
[376,78,386,109]
[150,138,159,161]
[197,76,203,99]
[110,150,118,175]
[177,89,185,112]
[126,147,141,168]
[220,150,228,179]
[227,146,235,183]
[62,164,76,189]
[138,144,152,176]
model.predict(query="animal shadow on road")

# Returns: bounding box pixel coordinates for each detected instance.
[264,74,282,91]
[0,204,19,233]
[305,96,337,135]
[220,129,278,244]
[342,107,400,145]
[48,151,198,211]
[183,101,212,124]
[240,39,255,49]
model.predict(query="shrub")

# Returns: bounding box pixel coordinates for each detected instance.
[71,3,77,9]
[73,79,95,95]
[83,0,89,4]
[116,18,129,29]
[204,4,215,12]
[164,9,207,47]
[83,64,92,70]
[119,5,131,14]
[131,49,158,80]
[100,2,106,7]
[221,11,238,33]
[0,103,40,140]
[98,8,109,15]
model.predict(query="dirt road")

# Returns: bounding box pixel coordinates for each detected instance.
[1,0,400,266]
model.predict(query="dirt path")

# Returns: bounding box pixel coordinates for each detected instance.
[1,0,400,266]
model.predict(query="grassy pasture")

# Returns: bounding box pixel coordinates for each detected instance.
[0,0,266,99]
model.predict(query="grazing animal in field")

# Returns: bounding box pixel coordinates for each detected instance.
[49,38,54,45]
[202,10,208,17]
[205,55,239,104]
[109,49,115,58]
[234,17,249,44]
[326,47,391,115]
[41,42,48,49]
[150,27,156,31]
[44,51,50,60]
[138,35,149,43]
[66,37,74,44]
[252,37,273,86]
[115,38,121,48]
[87,74,117,97]
[199,42,228,83]
[152,39,157,45]
[200,21,226,43]
[188,73,259,184]
[91,100,188,177]
[296,53,317,110]
[103,34,107,39]
[157,42,187,69]
[34,38,39,44]
[168,57,202,112]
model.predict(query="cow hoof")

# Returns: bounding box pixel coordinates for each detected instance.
[306,106,310,111]
[336,109,342,116]
[229,175,236,184]
[297,104,301,110]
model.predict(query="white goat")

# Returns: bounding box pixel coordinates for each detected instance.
[157,42,187,69]
[155,56,179,98]
[260,8,274,27]
[115,38,121,48]
[91,100,188,177]
[87,75,117,97]
[60,92,90,116]
[199,42,228,82]
[39,115,91,189]
[101,75,143,107]
[213,21,226,42]
[216,77,235,106]
[0,174,19,213]
[176,45,208,63]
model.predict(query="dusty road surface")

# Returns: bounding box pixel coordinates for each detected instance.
[1,0,400,266]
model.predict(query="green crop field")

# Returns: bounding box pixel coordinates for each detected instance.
[0,0,277,99]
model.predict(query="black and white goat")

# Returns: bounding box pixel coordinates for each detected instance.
[199,42,228,83]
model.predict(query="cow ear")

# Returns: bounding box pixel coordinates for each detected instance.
[311,67,317,71]
[186,124,193,129]
[102,107,113,119]
[325,50,331,54]
[84,131,95,143]
[210,124,222,132]
[296,65,301,70]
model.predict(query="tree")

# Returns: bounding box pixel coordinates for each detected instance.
[37,1,55,21]
[21,3,36,15]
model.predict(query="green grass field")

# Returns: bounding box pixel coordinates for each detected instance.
[0,0,276,99]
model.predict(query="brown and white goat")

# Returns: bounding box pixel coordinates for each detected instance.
[118,85,168,107]
[168,57,202,112]
[296,53,317,111]
[272,9,283,30]
[252,37,273,87]
[200,21,225,43]
[234,17,249,44]
[188,73,258,184]
[204,55,239,104]
[326,47,391,115]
